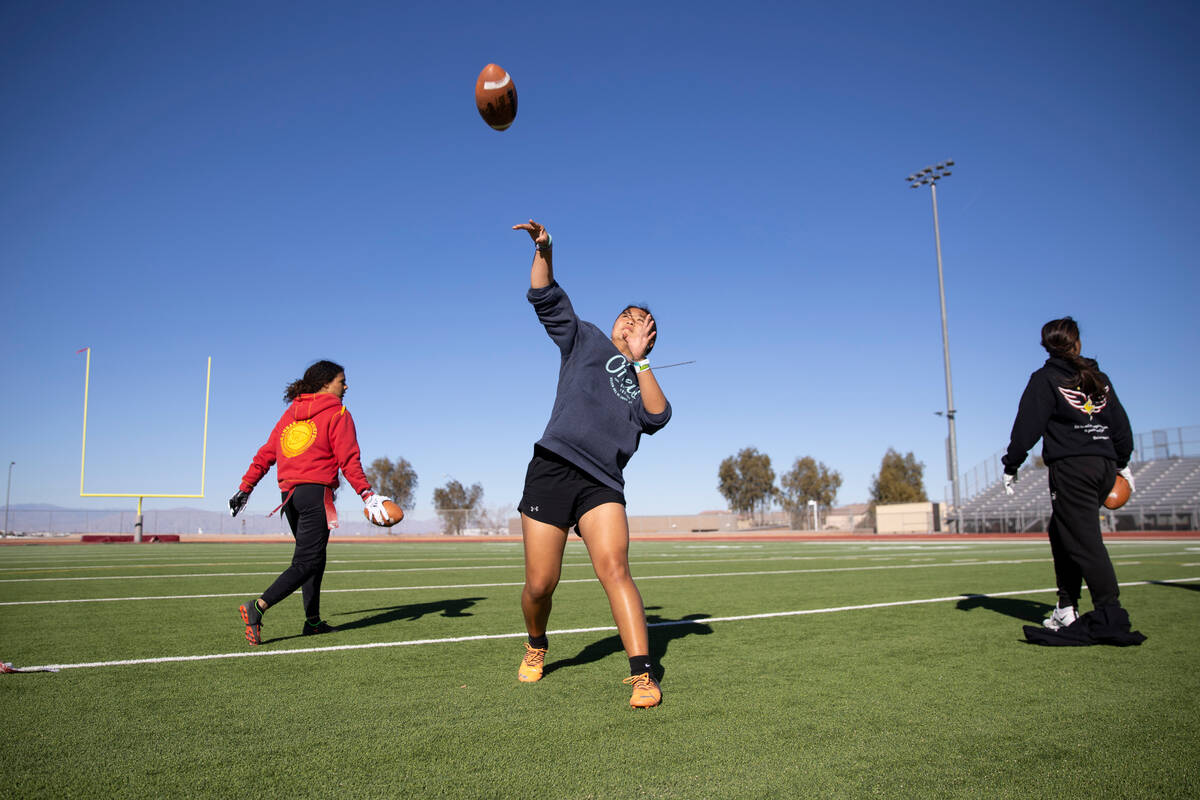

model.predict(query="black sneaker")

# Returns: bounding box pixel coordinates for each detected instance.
[301,619,337,636]
[239,600,263,645]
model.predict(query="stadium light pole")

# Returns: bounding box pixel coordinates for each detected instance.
[906,160,961,532]
[4,461,14,538]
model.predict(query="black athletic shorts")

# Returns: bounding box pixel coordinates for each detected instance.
[519,446,625,532]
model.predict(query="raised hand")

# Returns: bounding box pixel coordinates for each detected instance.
[512,219,551,250]
[624,312,657,361]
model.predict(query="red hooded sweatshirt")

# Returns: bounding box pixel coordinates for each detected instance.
[239,393,372,497]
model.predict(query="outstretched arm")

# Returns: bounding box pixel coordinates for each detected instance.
[513,219,553,288]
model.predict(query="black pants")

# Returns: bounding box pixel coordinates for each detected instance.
[261,484,330,619]
[1046,456,1120,609]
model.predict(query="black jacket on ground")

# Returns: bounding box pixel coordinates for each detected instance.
[1002,356,1133,474]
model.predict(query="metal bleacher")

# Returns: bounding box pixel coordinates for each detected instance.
[956,457,1200,533]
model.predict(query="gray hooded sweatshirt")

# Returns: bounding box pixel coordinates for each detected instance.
[528,281,672,492]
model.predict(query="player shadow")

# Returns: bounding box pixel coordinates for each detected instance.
[955,593,1054,624]
[1148,580,1200,593]
[259,597,486,643]
[541,607,714,682]
[331,597,487,632]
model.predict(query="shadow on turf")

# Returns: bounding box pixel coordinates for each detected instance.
[541,607,714,681]
[256,597,487,644]
[956,594,1054,623]
[1148,580,1200,593]
[330,597,487,632]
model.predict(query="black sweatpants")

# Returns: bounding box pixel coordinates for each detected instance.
[261,484,330,619]
[1046,456,1119,610]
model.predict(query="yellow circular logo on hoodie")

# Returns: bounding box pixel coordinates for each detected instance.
[280,420,318,458]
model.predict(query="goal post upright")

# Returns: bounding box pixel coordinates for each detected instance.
[79,349,212,542]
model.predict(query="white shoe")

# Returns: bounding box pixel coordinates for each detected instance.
[1043,604,1078,630]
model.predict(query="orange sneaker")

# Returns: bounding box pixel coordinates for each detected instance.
[239,600,263,646]
[623,672,662,708]
[518,642,547,682]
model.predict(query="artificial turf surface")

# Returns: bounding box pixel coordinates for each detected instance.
[1,537,1197,798]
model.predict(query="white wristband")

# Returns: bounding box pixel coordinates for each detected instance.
[536,232,552,252]
[633,359,651,373]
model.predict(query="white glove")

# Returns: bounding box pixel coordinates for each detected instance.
[1119,466,1135,494]
[364,493,392,525]
[1003,473,1017,496]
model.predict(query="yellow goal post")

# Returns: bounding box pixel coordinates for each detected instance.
[78,347,211,542]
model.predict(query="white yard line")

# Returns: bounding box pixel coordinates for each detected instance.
[3,539,1192,572]
[0,559,1048,603]
[0,555,1039,583]
[1,558,1191,606]
[15,577,1198,672]
[18,549,1200,584]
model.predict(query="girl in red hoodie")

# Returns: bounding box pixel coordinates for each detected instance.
[229,359,391,645]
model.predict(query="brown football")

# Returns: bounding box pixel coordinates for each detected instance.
[364,499,405,527]
[1104,474,1131,510]
[475,63,517,131]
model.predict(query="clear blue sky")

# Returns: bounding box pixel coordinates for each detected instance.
[3,1,1198,523]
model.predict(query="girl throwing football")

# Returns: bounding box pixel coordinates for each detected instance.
[512,220,672,707]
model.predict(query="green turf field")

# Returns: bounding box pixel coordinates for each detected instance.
[1,537,1198,799]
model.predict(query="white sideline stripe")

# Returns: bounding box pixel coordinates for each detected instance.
[0,553,968,583]
[4,548,1149,584]
[3,557,1194,606]
[0,557,534,572]
[0,558,1059,605]
[2,538,1193,567]
[4,541,1190,572]
[19,577,1199,672]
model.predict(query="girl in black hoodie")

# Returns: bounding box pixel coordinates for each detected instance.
[1002,317,1142,644]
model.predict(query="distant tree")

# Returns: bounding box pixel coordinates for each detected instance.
[778,457,843,530]
[868,449,928,505]
[473,504,514,536]
[717,447,776,523]
[365,457,418,511]
[432,479,484,536]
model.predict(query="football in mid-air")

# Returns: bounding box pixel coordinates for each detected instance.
[1104,474,1131,510]
[475,63,517,131]
[364,499,405,527]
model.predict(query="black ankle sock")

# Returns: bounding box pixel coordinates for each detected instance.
[528,634,548,650]
[629,655,653,677]
[306,616,322,626]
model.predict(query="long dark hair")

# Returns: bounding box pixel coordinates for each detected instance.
[1040,317,1105,400]
[284,360,344,402]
